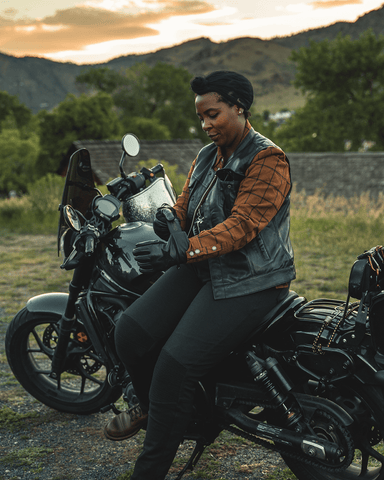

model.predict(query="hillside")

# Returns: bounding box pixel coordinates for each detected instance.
[1,4,383,114]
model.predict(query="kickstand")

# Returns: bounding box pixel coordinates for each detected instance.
[175,441,207,480]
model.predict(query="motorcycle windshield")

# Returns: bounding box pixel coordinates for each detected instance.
[57,148,99,251]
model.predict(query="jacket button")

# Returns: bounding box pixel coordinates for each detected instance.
[189,251,195,256]
[212,246,217,251]
[195,249,200,254]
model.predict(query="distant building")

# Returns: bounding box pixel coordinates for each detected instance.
[59,138,204,185]
[269,111,294,125]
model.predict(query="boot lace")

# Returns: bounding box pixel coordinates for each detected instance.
[128,404,143,422]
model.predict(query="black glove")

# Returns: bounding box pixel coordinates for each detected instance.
[153,204,176,241]
[133,229,189,273]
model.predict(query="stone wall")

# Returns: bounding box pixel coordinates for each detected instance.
[288,152,384,198]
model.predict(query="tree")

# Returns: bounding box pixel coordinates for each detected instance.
[249,112,278,142]
[0,128,40,193]
[0,91,32,133]
[76,66,127,93]
[37,92,122,175]
[277,30,384,151]
[124,117,171,140]
[77,63,205,142]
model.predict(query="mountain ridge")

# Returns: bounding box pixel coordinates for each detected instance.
[1,4,383,114]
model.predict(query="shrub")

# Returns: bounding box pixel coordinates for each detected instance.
[27,173,65,214]
[0,174,65,234]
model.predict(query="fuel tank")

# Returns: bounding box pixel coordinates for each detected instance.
[95,221,163,295]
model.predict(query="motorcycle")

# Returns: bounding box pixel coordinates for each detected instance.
[6,133,384,480]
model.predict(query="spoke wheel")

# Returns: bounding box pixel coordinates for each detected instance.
[6,307,121,414]
[283,384,384,479]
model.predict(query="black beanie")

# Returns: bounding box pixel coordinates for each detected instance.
[190,71,253,111]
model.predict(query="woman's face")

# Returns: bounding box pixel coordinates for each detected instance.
[195,93,246,158]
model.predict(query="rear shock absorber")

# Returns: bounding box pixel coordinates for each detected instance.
[245,350,303,429]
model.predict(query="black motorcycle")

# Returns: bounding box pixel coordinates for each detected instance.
[6,134,384,480]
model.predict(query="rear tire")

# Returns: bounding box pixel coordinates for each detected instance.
[5,307,121,414]
[283,384,384,479]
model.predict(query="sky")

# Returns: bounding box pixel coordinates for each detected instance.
[1,0,383,64]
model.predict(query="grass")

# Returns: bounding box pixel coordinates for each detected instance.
[266,469,297,480]
[289,186,384,301]
[0,446,53,473]
[0,234,71,317]
[0,406,39,432]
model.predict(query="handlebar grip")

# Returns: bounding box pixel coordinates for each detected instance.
[85,236,94,255]
[150,164,163,175]
[117,185,130,201]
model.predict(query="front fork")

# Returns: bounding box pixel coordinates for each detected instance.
[50,263,92,380]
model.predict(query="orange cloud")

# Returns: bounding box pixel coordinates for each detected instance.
[197,21,232,26]
[311,0,362,8]
[0,1,215,56]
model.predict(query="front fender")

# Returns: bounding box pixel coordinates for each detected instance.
[26,292,69,315]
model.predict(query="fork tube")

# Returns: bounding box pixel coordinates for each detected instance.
[50,264,92,379]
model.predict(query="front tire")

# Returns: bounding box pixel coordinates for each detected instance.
[5,307,121,414]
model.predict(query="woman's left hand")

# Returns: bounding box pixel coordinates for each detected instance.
[133,231,189,273]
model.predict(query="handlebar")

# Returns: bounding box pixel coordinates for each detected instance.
[85,236,94,255]
[61,162,167,269]
[107,163,164,201]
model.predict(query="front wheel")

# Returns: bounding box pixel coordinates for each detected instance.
[5,307,122,414]
[283,384,384,479]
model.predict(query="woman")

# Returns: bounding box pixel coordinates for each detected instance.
[104,70,296,479]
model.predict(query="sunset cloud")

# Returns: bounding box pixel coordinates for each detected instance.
[0,0,382,64]
[0,0,215,56]
[310,0,363,8]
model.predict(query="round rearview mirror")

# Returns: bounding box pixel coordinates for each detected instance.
[63,205,82,231]
[122,134,140,157]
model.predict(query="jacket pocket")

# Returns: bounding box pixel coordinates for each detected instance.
[256,234,271,261]
[216,172,242,218]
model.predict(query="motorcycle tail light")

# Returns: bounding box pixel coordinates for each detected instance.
[369,292,384,354]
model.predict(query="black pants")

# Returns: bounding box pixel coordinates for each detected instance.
[115,264,288,480]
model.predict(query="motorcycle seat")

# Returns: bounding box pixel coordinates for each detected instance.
[248,290,304,339]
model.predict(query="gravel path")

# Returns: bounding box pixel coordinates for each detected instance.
[0,394,290,480]
[0,327,291,480]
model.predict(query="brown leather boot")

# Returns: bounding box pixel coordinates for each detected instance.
[104,404,148,441]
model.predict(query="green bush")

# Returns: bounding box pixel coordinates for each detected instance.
[0,174,65,234]
[27,173,65,214]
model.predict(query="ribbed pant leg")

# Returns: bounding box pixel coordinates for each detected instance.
[130,284,289,479]
[114,264,203,409]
